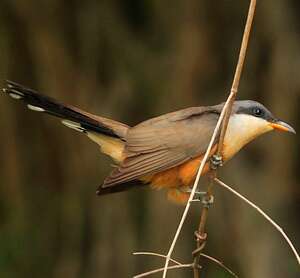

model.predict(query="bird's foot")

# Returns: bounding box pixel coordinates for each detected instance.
[210,154,223,170]
[189,191,214,207]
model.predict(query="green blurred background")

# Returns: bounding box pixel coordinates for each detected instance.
[0,0,299,277]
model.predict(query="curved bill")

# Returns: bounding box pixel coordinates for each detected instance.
[269,120,296,134]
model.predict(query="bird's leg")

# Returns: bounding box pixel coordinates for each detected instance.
[210,154,223,170]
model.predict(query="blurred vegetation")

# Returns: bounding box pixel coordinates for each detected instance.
[0,0,299,277]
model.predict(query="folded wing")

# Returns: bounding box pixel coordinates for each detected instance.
[101,107,220,188]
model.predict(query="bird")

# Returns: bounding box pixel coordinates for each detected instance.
[2,81,295,204]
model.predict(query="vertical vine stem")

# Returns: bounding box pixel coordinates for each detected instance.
[162,1,257,277]
[216,0,257,156]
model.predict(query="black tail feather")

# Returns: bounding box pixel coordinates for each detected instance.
[3,81,120,138]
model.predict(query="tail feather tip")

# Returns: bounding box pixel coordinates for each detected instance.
[9,93,23,99]
[27,104,45,112]
[61,120,86,132]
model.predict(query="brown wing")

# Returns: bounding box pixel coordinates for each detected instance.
[102,107,220,187]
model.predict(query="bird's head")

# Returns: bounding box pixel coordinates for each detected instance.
[218,100,295,160]
[233,100,296,135]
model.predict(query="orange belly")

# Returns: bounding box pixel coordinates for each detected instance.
[140,145,217,204]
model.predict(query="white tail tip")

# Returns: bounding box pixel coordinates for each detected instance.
[27,104,45,112]
[61,120,85,132]
[9,93,23,100]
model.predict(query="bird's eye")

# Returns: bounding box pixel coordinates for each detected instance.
[253,107,264,117]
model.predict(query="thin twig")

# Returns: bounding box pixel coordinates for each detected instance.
[192,173,214,277]
[200,253,239,278]
[192,0,257,276]
[217,0,257,155]
[215,178,300,266]
[134,251,238,278]
[133,252,182,265]
[134,264,193,278]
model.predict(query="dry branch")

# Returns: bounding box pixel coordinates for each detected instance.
[134,251,238,278]
[192,1,257,275]
[134,264,193,278]
[216,0,257,154]
[133,252,182,266]
[215,178,300,266]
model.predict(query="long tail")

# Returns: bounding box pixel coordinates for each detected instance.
[3,81,129,163]
[2,81,145,195]
[3,81,129,139]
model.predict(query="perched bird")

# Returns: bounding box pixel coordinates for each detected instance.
[2,81,295,203]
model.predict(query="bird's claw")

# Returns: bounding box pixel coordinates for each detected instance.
[210,154,223,170]
[201,194,214,208]
[190,191,214,207]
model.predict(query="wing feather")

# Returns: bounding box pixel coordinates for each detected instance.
[103,151,186,186]
[102,107,221,188]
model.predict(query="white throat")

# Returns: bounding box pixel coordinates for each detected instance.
[222,114,273,160]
